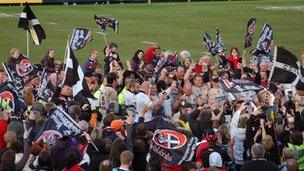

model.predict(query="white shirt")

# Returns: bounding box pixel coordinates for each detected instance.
[135,92,152,123]
[125,90,136,107]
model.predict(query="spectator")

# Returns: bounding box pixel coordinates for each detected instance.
[128,50,145,72]
[113,150,133,171]
[41,49,56,73]
[0,111,10,150]
[7,48,20,69]
[240,143,279,171]
[83,50,99,74]
[99,160,113,171]
[288,131,304,170]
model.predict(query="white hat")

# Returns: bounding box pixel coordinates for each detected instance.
[209,152,223,168]
[179,50,191,59]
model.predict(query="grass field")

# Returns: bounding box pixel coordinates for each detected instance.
[0,0,303,66]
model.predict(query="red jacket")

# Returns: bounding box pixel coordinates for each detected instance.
[227,55,241,72]
[202,168,227,171]
[63,164,84,171]
[145,47,154,64]
[0,120,8,150]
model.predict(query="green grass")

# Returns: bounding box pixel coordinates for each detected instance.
[0,0,303,65]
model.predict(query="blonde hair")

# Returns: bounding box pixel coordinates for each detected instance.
[120,150,133,165]
[263,135,274,151]
[10,48,20,56]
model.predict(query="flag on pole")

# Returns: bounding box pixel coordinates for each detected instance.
[202,32,215,55]
[94,15,119,34]
[70,28,93,51]
[252,23,273,64]
[3,55,38,87]
[150,118,198,165]
[269,46,304,90]
[255,23,273,54]
[35,107,83,145]
[2,63,25,94]
[220,78,262,93]
[18,3,46,45]
[244,18,256,48]
[62,45,99,109]
[0,82,26,116]
[212,28,226,54]
[36,68,54,102]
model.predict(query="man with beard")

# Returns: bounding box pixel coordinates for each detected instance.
[125,79,140,107]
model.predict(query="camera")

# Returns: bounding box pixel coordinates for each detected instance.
[212,76,220,83]
[284,90,293,102]
[224,101,232,115]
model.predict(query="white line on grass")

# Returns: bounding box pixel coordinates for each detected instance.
[0,12,14,18]
[257,6,304,12]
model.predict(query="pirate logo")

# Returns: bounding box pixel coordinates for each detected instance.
[0,91,15,112]
[153,129,187,150]
[16,59,33,77]
[36,130,62,145]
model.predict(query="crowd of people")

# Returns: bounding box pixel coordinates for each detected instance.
[0,43,304,171]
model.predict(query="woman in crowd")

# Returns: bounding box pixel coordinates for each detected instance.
[41,49,56,74]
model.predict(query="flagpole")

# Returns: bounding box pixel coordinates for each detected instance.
[60,35,70,87]
[26,31,29,57]
[64,34,71,61]
[102,33,108,44]
[63,34,71,70]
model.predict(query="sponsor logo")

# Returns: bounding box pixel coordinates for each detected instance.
[0,91,15,112]
[36,130,62,145]
[153,129,187,150]
[16,58,33,77]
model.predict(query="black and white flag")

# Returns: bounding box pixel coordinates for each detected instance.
[255,23,273,54]
[244,18,256,48]
[35,107,82,144]
[269,46,304,90]
[18,3,46,45]
[3,55,38,88]
[252,23,273,64]
[70,28,92,51]
[94,15,119,34]
[212,28,226,54]
[36,68,53,101]
[220,78,262,93]
[150,118,198,165]
[0,82,26,116]
[2,63,24,94]
[202,32,215,55]
[63,45,99,109]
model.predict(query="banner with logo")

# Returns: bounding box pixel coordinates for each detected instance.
[70,28,92,51]
[0,82,26,116]
[244,18,256,48]
[150,118,198,165]
[220,78,262,93]
[35,107,82,145]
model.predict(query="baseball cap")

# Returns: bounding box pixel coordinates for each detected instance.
[209,152,223,168]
